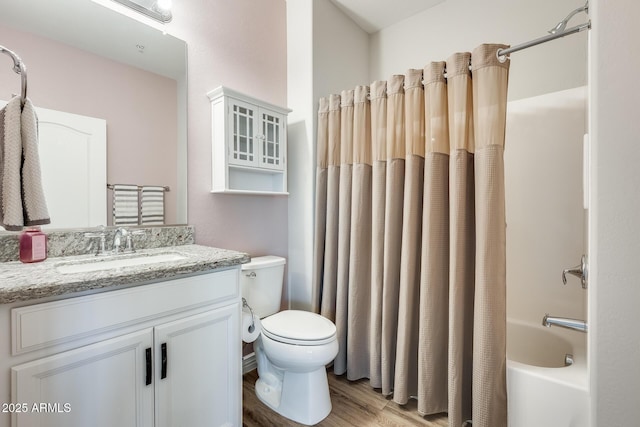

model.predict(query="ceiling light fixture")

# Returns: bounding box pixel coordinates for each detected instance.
[110,0,172,23]
[156,0,172,12]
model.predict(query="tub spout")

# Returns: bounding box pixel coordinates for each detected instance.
[542,314,588,333]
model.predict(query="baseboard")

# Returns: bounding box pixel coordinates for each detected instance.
[243,352,257,374]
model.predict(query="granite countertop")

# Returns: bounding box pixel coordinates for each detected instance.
[0,244,250,304]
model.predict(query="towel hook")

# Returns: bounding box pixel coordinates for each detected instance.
[0,45,27,109]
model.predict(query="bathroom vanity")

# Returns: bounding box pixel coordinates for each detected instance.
[0,239,249,427]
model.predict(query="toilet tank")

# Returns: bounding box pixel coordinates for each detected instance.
[240,256,286,318]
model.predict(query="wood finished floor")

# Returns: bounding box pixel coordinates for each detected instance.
[242,369,448,427]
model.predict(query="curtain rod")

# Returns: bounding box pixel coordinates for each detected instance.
[496,21,591,62]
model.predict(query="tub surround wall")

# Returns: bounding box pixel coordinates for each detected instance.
[0,225,194,262]
[504,87,587,325]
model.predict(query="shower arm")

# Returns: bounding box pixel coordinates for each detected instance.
[497,1,590,62]
[549,2,589,35]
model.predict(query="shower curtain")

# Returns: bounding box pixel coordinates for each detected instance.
[312,44,510,427]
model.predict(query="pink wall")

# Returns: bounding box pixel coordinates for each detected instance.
[0,25,178,225]
[0,0,289,292]
[167,1,289,264]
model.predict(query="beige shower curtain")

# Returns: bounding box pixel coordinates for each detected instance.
[313,43,510,427]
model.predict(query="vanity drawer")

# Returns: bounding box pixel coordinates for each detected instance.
[11,268,239,355]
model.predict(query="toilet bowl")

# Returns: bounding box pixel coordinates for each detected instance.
[254,310,338,425]
[241,257,338,425]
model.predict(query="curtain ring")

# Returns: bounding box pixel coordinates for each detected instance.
[496,48,509,63]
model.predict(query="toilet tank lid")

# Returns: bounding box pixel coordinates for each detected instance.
[241,255,286,270]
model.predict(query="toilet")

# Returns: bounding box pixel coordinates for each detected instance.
[241,256,338,426]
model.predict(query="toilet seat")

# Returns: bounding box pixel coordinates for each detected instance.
[261,310,336,346]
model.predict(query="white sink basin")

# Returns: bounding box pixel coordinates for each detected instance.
[55,252,187,274]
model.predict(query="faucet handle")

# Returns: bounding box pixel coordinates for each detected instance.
[84,226,107,256]
[562,254,588,289]
[124,229,145,253]
[84,225,105,238]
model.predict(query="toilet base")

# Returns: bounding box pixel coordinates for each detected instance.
[255,367,332,425]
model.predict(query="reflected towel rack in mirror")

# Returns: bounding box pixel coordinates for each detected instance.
[0,44,27,109]
[107,184,171,192]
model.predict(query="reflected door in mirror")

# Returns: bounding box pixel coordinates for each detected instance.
[38,108,107,229]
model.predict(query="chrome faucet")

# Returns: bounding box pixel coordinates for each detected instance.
[542,314,588,333]
[113,227,145,254]
[112,228,129,254]
[85,227,145,256]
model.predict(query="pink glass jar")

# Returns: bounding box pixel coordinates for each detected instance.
[19,227,47,263]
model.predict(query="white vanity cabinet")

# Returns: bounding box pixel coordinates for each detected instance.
[208,86,291,195]
[5,269,241,427]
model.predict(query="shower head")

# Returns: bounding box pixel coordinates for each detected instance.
[549,1,589,35]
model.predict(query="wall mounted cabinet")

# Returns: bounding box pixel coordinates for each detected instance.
[208,86,291,195]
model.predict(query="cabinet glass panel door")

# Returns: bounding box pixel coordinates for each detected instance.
[230,101,257,167]
[260,111,284,170]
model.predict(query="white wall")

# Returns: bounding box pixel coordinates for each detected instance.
[286,0,369,309]
[370,0,588,101]
[286,0,314,309]
[589,0,640,425]
[312,0,370,103]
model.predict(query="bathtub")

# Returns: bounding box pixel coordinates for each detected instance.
[507,319,589,427]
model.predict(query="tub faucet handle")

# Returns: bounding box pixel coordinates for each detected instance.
[562,254,588,289]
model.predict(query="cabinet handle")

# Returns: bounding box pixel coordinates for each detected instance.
[145,348,152,386]
[161,343,167,380]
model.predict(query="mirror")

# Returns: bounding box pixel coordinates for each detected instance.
[0,0,187,230]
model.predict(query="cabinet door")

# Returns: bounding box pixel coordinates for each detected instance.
[11,328,154,427]
[154,304,240,427]
[257,109,285,171]
[228,99,258,167]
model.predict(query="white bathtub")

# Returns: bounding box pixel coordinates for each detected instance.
[507,319,589,427]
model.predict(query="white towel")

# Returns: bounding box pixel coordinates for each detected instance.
[112,184,139,226]
[0,97,50,231]
[140,186,165,225]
